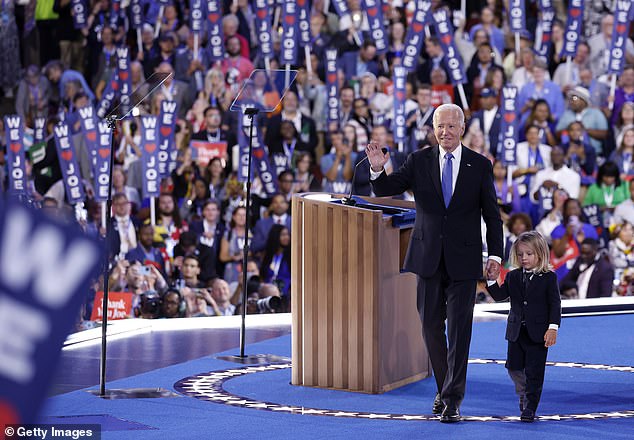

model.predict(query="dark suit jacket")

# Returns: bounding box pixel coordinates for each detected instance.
[487,269,562,344]
[468,110,502,158]
[264,114,318,155]
[371,145,503,280]
[353,150,408,197]
[560,255,615,298]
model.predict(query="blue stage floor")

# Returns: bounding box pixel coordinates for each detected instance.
[42,313,634,439]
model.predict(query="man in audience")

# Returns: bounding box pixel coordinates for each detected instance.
[560,238,615,299]
[251,194,291,254]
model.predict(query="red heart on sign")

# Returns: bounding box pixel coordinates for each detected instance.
[412,22,424,33]
[119,71,129,81]
[253,148,264,159]
[99,148,110,158]
[86,131,97,142]
[284,15,295,25]
[570,8,581,18]
[256,9,267,20]
[396,91,405,101]
[208,13,219,22]
[297,0,306,6]
[327,73,337,84]
[617,24,627,34]
[442,34,452,46]
[145,143,156,153]
[61,150,73,161]
[111,80,119,91]
[504,113,515,123]
[367,7,378,17]
[10,143,20,153]
[160,126,172,137]
[542,34,551,42]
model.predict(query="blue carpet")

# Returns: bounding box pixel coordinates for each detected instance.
[41,314,634,439]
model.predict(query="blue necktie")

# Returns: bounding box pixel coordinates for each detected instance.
[442,153,453,208]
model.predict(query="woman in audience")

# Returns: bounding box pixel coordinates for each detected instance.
[293,152,321,193]
[609,222,634,270]
[219,206,249,284]
[260,224,292,298]
[205,157,228,201]
[521,99,557,146]
[583,162,630,224]
[609,125,634,181]
[112,166,141,212]
[536,188,569,243]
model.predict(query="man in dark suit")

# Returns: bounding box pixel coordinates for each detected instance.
[560,238,615,299]
[367,104,503,423]
[251,194,292,254]
[467,87,502,158]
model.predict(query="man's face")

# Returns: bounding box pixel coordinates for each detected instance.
[271,195,289,215]
[481,95,496,111]
[212,279,231,302]
[205,109,221,130]
[182,258,200,280]
[361,45,376,61]
[416,88,431,107]
[203,203,219,222]
[140,227,154,247]
[341,89,354,107]
[162,292,181,318]
[159,195,174,216]
[113,197,130,217]
[278,175,294,195]
[551,147,565,167]
[580,244,597,265]
[568,94,587,113]
[226,37,241,56]
[283,92,298,112]
[371,127,387,146]
[433,108,465,152]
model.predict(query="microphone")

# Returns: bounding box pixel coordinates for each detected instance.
[342,147,389,206]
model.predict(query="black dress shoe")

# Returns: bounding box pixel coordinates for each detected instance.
[432,393,444,414]
[440,406,461,423]
[520,408,535,422]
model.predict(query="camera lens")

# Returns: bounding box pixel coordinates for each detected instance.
[256,296,281,313]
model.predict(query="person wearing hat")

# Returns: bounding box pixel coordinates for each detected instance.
[467,87,502,157]
[145,31,177,75]
[556,86,608,155]
[517,58,565,122]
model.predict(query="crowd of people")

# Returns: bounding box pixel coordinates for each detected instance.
[1,0,633,326]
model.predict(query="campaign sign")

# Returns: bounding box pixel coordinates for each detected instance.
[93,121,112,202]
[535,2,555,59]
[190,141,227,167]
[157,101,178,177]
[4,115,27,196]
[96,70,119,119]
[253,0,273,59]
[393,66,407,144]
[508,0,526,33]
[331,0,351,19]
[71,0,88,29]
[190,0,204,34]
[53,122,86,204]
[362,0,388,55]
[237,110,278,196]
[129,0,143,29]
[206,0,225,62]
[325,49,339,129]
[608,0,633,75]
[402,0,433,71]
[141,116,160,198]
[0,201,101,424]
[281,0,298,65]
[33,117,46,145]
[560,0,584,58]
[109,0,121,30]
[432,9,466,85]
[116,47,133,118]
[90,292,133,321]
[297,0,311,47]
[500,86,519,165]
[77,105,99,173]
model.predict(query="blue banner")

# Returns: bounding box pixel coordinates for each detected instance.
[77,106,99,174]
[4,115,27,196]
[53,122,86,204]
[325,49,339,130]
[331,0,351,19]
[402,1,433,71]
[190,0,204,34]
[535,2,555,59]
[431,8,466,85]
[116,47,132,119]
[363,0,388,55]
[206,0,224,62]
[140,116,160,198]
[96,72,119,119]
[109,0,121,31]
[253,0,273,59]
[608,1,633,75]
[157,100,178,177]
[0,200,101,424]
[508,0,526,34]
[560,0,584,58]
[500,86,519,165]
[237,110,278,197]
[393,66,407,145]
[93,121,112,202]
[281,0,298,65]
[71,0,88,29]
[297,0,311,47]
[129,0,143,29]
[33,117,46,145]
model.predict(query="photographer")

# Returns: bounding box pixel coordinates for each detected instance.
[109,260,168,317]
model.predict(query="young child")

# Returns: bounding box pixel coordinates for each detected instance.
[486,230,561,422]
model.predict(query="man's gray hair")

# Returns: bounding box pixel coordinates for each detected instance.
[433,104,466,128]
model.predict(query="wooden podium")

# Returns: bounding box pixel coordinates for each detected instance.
[291,193,431,394]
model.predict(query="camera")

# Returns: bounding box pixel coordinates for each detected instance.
[256,296,282,313]
[140,265,152,276]
[134,291,161,319]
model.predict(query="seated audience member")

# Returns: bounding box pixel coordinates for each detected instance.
[503,213,532,264]
[126,223,167,275]
[251,194,291,254]
[583,162,630,223]
[111,193,138,259]
[173,232,217,284]
[293,152,321,193]
[613,180,634,226]
[531,146,580,217]
[520,99,557,146]
[556,86,608,156]
[560,238,615,299]
[260,225,292,298]
[536,188,569,242]
[562,121,597,185]
[608,124,634,181]
[160,289,187,318]
[109,260,168,314]
[608,222,634,270]
[219,206,248,284]
[320,131,356,195]
[210,278,236,316]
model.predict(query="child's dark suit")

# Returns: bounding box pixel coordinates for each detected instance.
[487,268,562,413]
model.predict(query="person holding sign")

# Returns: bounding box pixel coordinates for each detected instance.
[367,104,503,423]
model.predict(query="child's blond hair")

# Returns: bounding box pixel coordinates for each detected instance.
[509,231,552,273]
